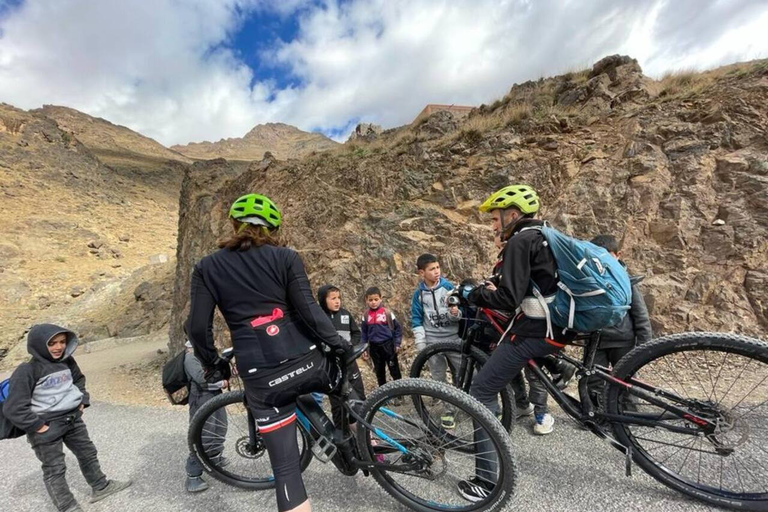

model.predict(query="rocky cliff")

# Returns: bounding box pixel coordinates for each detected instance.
[168,56,768,352]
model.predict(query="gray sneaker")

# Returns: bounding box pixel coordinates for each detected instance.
[90,479,132,503]
[515,403,535,419]
[186,475,209,493]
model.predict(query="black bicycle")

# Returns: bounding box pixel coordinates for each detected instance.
[416,311,768,511]
[189,344,517,512]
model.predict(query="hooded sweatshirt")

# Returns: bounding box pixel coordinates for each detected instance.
[598,274,652,347]
[410,277,462,346]
[317,285,362,346]
[3,324,88,433]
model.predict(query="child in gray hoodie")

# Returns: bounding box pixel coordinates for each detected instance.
[2,324,131,512]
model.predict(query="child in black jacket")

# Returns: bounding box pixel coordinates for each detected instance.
[2,324,131,512]
[317,285,366,427]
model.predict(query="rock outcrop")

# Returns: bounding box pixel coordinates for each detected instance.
[169,57,768,352]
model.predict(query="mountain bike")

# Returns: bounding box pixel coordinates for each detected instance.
[188,344,517,512]
[496,328,766,511]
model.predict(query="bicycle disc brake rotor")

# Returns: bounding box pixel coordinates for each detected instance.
[706,409,750,454]
[235,435,266,459]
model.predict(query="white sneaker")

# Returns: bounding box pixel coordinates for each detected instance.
[533,413,554,435]
[515,403,534,419]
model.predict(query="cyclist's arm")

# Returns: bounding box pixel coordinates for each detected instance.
[469,235,531,311]
[187,265,218,367]
[286,252,349,351]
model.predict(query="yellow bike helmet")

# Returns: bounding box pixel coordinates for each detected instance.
[479,185,540,214]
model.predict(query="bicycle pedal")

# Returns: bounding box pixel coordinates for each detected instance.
[310,435,337,463]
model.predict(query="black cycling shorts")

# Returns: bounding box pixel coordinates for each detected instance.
[242,349,339,511]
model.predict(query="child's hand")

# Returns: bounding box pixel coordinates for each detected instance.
[362,350,369,360]
[484,281,497,291]
[36,424,50,434]
[449,305,459,316]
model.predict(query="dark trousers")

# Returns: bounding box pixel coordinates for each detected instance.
[588,344,634,407]
[509,372,530,408]
[369,340,402,386]
[470,336,560,484]
[28,411,107,512]
[186,387,226,477]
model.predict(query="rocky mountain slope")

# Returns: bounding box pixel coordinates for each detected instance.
[171,122,339,161]
[168,56,768,352]
[35,105,191,166]
[0,103,182,362]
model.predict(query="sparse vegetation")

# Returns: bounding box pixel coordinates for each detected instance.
[658,69,706,98]
[502,103,532,127]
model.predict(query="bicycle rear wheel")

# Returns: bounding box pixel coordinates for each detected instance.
[188,390,313,490]
[607,333,768,511]
[409,341,514,431]
[356,378,516,512]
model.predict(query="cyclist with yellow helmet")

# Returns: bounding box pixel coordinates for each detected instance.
[186,193,352,512]
[457,185,575,502]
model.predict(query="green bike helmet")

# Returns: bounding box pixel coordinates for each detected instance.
[479,184,540,215]
[228,193,282,229]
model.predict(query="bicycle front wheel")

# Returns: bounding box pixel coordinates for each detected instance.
[409,341,514,431]
[607,333,768,511]
[357,378,516,512]
[188,390,313,490]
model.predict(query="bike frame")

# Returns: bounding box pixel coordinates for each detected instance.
[458,307,718,440]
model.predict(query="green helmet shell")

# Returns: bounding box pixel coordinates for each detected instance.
[228,193,282,229]
[479,184,540,215]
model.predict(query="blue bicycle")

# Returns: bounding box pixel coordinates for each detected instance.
[189,345,516,512]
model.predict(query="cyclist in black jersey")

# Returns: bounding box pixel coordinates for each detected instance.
[186,193,352,512]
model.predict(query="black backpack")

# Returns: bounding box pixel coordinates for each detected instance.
[162,351,190,405]
[0,378,25,440]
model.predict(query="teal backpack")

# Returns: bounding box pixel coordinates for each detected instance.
[524,224,632,336]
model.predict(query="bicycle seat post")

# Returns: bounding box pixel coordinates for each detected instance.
[582,332,600,370]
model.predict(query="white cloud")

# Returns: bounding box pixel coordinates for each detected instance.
[0,0,766,146]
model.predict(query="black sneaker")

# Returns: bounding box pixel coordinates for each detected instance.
[457,477,494,502]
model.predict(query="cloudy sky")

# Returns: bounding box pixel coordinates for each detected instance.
[0,0,766,145]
